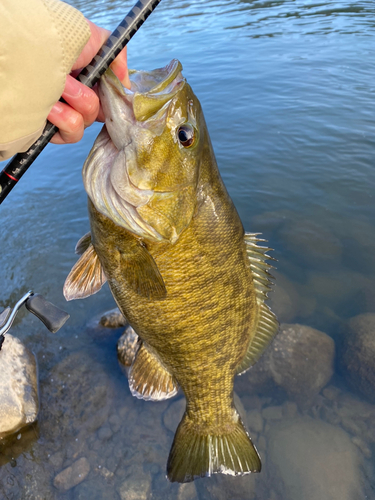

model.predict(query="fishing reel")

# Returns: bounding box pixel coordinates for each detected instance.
[0,291,70,348]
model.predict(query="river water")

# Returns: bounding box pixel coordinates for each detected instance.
[1,0,375,499]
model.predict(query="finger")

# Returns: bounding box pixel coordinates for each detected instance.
[72,21,110,71]
[110,48,131,89]
[73,21,130,89]
[62,75,100,127]
[48,102,84,145]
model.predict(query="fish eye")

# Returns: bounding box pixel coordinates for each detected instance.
[177,124,195,148]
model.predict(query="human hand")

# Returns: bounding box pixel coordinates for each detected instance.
[48,20,130,145]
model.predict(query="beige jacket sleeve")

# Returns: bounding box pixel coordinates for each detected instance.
[0,0,91,161]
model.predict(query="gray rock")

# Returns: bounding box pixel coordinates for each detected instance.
[247,409,264,433]
[97,426,113,441]
[338,313,375,403]
[262,406,283,421]
[0,334,39,438]
[269,324,335,403]
[269,272,315,324]
[267,417,365,500]
[177,482,198,500]
[74,477,119,500]
[117,465,151,500]
[195,474,256,500]
[99,307,127,328]
[236,323,334,404]
[235,351,275,396]
[53,457,90,491]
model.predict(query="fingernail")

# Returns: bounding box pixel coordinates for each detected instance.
[50,102,64,114]
[64,77,82,97]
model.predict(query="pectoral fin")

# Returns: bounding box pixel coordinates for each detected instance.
[63,243,107,301]
[129,342,178,401]
[118,241,167,299]
[75,232,92,255]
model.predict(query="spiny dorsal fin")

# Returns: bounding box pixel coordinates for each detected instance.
[63,243,107,301]
[236,233,279,375]
[129,342,178,401]
[75,232,92,255]
[119,243,167,299]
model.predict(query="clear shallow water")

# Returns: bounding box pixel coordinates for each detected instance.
[1,0,375,498]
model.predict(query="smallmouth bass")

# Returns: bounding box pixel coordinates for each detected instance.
[64,60,278,483]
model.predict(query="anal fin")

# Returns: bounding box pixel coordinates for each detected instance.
[236,233,279,375]
[129,343,178,401]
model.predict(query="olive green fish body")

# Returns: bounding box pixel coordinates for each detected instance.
[89,156,257,425]
[64,60,278,482]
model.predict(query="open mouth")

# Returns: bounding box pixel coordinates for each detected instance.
[100,59,185,124]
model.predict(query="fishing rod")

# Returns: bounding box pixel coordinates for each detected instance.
[0,0,162,204]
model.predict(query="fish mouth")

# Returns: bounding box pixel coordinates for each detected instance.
[99,59,185,131]
[83,60,189,243]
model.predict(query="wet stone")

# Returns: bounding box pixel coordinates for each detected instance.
[98,425,113,441]
[282,401,298,418]
[177,481,198,500]
[117,465,151,500]
[262,406,283,420]
[235,323,334,404]
[0,334,39,438]
[270,323,335,403]
[49,450,64,470]
[53,457,90,491]
[74,477,119,500]
[268,271,301,323]
[338,313,375,403]
[100,307,128,328]
[195,473,256,500]
[267,416,366,500]
[247,409,264,433]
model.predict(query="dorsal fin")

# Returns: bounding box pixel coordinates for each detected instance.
[129,342,178,401]
[63,243,107,301]
[236,233,279,375]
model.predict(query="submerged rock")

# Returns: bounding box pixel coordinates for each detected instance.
[279,218,342,267]
[100,307,127,329]
[117,465,151,500]
[195,473,256,500]
[270,323,335,403]
[53,457,90,491]
[267,416,365,500]
[0,334,39,438]
[236,323,335,404]
[338,313,375,403]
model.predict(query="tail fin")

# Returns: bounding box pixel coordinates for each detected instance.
[166,412,261,483]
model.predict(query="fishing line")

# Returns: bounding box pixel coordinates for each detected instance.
[0,0,162,204]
